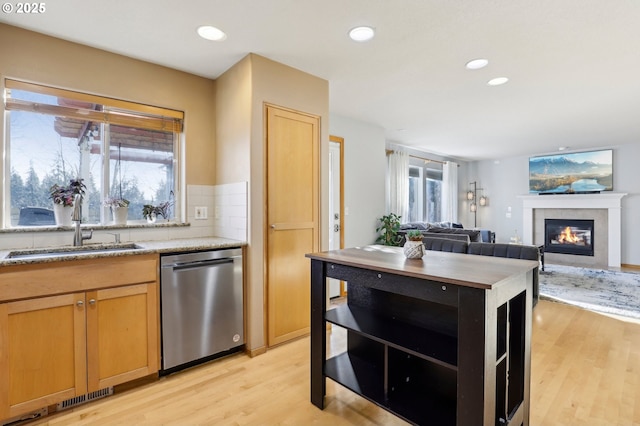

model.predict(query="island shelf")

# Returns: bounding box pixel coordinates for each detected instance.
[307,245,538,426]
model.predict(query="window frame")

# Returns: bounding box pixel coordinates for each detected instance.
[407,157,444,224]
[2,79,184,228]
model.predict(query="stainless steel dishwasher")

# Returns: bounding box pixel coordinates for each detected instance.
[160,247,243,373]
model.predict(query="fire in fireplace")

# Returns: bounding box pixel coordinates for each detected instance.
[544,219,594,256]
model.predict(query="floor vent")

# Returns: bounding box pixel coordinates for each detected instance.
[1,408,48,426]
[57,387,114,411]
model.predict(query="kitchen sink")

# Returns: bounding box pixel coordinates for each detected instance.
[5,243,142,260]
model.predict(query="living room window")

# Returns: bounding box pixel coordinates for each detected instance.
[3,79,183,227]
[408,161,443,223]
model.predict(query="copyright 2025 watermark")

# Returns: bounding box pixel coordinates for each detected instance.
[2,2,46,13]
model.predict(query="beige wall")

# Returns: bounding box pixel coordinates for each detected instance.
[216,54,329,353]
[215,56,252,184]
[0,23,216,226]
[1,23,331,354]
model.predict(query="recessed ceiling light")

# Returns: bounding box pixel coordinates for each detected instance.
[487,77,509,86]
[558,146,569,151]
[349,26,375,42]
[197,25,227,41]
[465,59,488,70]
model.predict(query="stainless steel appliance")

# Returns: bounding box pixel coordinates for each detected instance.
[160,248,243,373]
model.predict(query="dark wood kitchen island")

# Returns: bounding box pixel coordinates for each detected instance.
[307,245,538,426]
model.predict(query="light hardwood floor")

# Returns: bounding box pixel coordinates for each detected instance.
[26,300,639,426]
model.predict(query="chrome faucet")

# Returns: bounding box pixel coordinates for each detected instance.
[72,193,93,246]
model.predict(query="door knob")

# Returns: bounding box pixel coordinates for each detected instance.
[76,300,84,307]
[89,299,96,305]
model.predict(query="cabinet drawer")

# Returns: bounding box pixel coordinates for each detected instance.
[0,254,158,302]
[327,263,459,307]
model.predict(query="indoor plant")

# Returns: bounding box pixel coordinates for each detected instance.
[375,213,402,246]
[49,178,86,226]
[142,200,173,223]
[406,229,423,241]
[104,197,130,225]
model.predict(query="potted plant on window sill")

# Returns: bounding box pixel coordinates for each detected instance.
[49,178,86,227]
[104,197,130,225]
[142,200,173,224]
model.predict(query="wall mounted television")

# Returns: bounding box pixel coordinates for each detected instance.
[529,149,613,194]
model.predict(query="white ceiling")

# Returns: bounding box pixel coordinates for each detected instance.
[3,0,640,161]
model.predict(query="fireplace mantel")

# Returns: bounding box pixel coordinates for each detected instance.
[518,193,627,267]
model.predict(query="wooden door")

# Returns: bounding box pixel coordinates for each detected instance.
[266,105,320,346]
[0,294,87,420]
[86,283,159,391]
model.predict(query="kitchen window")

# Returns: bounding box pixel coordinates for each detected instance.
[3,79,183,227]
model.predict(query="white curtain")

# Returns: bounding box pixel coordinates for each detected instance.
[386,151,409,221]
[441,161,459,224]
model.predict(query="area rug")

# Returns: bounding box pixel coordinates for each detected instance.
[539,264,640,319]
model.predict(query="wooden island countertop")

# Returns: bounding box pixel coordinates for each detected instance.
[306,245,539,290]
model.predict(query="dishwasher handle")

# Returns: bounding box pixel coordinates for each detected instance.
[163,257,235,271]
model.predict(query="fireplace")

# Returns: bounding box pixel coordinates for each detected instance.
[544,219,594,256]
[520,193,626,267]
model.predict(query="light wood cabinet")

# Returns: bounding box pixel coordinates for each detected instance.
[87,283,158,391]
[0,255,159,421]
[0,293,88,418]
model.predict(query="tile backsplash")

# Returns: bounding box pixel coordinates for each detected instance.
[187,182,247,241]
[0,182,248,250]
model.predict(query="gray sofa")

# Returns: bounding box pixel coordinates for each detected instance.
[422,237,540,306]
[398,222,494,244]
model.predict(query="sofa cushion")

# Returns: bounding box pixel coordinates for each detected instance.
[423,237,469,253]
[425,226,482,243]
[431,221,464,229]
[423,233,470,243]
[478,229,495,243]
[398,230,471,245]
[400,221,463,230]
[467,243,539,261]
[400,222,429,230]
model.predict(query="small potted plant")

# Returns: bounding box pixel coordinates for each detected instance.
[403,229,425,259]
[49,178,86,226]
[142,199,173,224]
[104,197,130,225]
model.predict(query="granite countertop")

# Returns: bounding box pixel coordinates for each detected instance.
[0,237,246,267]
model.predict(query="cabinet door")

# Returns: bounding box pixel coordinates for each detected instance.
[0,293,87,420]
[86,283,159,391]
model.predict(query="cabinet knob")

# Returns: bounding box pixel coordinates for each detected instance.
[76,300,84,307]
[89,299,96,305]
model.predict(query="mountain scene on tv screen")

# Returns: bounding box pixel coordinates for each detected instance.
[529,154,613,193]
